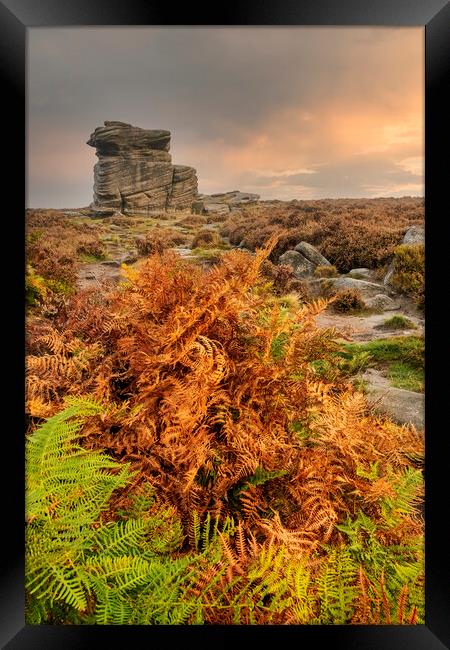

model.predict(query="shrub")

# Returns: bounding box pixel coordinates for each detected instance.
[25,266,47,307]
[190,248,222,266]
[26,400,425,624]
[205,211,230,224]
[135,227,186,256]
[26,236,425,624]
[27,238,78,288]
[404,335,425,370]
[332,289,365,313]
[25,398,192,625]
[261,260,307,296]
[191,229,221,249]
[175,215,207,228]
[221,198,424,270]
[390,244,424,309]
[106,214,139,228]
[376,315,417,331]
[25,209,108,294]
[314,264,338,278]
[76,237,107,260]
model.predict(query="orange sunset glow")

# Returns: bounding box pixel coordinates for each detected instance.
[28,27,423,207]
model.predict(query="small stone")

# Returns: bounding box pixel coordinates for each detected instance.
[100,260,121,267]
[347,268,374,280]
[365,294,401,311]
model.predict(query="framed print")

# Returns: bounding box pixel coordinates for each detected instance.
[1,0,449,647]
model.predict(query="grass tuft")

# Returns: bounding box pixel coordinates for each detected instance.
[375,315,417,331]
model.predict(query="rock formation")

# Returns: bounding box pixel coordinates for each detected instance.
[278,242,331,278]
[192,191,260,216]
[87,121,198,214]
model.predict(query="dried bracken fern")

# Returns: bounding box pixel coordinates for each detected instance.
[25,230,424,624]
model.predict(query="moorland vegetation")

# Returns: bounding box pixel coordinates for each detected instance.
[25,202,425,625]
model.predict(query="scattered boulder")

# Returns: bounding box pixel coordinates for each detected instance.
[192,200,230,216]
[100,260,121,268]
[383,264,395,287]
[316,277,388,300]
[402,225,425,246]
[347,268,375,281]
[294,242,331,267]
[87,121,198,215]
[204,203,231,216]
[364,294,401,311]
[278,250,316,278]
[192,199,207,213]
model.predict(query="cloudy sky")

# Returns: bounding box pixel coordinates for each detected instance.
[27,27,423,207]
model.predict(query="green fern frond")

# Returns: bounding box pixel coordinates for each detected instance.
[317,547,358,624]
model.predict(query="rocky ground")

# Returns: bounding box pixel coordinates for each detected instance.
[74,209,226,289]
[314,300,424,429]
[314,298,424,342]
[65,207,424,430]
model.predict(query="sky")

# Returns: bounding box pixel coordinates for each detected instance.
[27,27,424,208]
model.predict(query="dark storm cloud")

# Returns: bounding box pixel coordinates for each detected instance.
[27,27,423,206]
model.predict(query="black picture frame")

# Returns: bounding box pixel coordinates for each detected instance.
[2,0,449,647]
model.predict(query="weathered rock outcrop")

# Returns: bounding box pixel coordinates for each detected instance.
[168,165,198,210]
[277,242,331,278]
[87,121,198,214]
[207,191,260,205]
[192,191,260,216]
